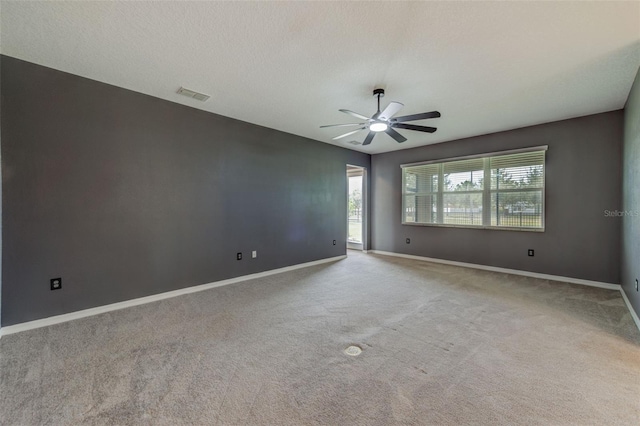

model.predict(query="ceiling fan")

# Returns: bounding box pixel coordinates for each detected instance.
[320,88,441,145]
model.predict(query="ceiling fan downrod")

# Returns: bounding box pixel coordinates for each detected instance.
[373,88,385,115]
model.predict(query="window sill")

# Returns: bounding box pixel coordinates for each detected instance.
[401,222,545,232]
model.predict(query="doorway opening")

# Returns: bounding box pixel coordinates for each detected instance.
[347,165,366,251]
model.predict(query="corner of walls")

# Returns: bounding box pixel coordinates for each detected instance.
[622,65,640,319]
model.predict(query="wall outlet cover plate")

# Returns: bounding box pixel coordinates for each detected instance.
[50,278,62,290]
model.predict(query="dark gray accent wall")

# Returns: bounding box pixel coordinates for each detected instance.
[372,112,623,284]
[622,66,640,318]
[1,55,369,326]
[0,55,3,325]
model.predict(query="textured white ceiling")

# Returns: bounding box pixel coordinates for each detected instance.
[1,1,639,154]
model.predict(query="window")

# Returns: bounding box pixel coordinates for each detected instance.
[402,147,546,231]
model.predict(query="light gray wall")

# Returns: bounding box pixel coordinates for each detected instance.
[0,55,370,326]
[372,112,623,284]
[622,67,640,317]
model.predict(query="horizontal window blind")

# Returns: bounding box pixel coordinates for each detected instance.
[443,158,484,174]
[402,147,546,230]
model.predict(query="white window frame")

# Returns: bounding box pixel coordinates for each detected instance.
[401,146,547,232]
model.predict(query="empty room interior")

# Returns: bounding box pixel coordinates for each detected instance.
[1,1,639,425]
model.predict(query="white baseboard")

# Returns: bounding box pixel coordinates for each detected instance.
[620,288,640,332]
[369,250,620,290]
[3,252,637,338]
[370,250,640,332]
[0,255,347,338]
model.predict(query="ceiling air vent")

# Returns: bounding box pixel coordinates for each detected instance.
[177,87,210,102]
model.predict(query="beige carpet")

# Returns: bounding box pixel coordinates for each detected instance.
[1,252,639,425]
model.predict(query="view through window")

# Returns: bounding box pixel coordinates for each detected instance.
[402,147,546,230]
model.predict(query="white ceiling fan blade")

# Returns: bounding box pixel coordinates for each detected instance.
[332,127,366,140]
[378,102,404,121]
[339,109,370,121]
[319,123,364,128]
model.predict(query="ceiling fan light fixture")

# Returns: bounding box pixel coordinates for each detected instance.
[370,122,388,132]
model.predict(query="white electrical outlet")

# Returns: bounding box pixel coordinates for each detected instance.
[252,251,257,259]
